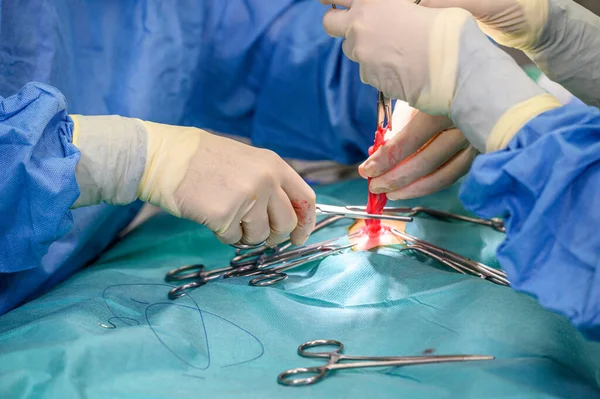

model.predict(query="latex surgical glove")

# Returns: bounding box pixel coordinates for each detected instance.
[421,0,600,107]
[321,0,561,152]
[359,111,478,200]
[69,115,316,247]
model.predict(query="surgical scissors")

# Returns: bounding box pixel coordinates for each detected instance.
[278,339,494,386]
[346,206,505,233]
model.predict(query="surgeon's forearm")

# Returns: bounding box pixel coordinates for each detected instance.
[459,104,600,339]
[527,0,600,107]
[449,18,562,153]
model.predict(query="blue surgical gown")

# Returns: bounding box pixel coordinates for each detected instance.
[1,2,599,342]
[0,0,376,314]
[461,103,600,340]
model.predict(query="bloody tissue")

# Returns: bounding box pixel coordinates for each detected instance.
[365,124,389,237]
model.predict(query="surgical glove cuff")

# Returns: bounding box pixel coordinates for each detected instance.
[71,115,147,208]
[415,8,471,114]
[136,121,203,218]
[450,18,559,152]
[486,94,562,152]
[526,0,600,107]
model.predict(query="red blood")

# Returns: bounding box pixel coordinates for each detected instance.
[355,224,393,250]
[365,123,390,237]
[291,199,313,225]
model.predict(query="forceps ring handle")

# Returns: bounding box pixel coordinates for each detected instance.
[298,339,344,358]
[165,264,205,281]
[278,366,328,386]
[249,272,288,287]
[277,340,344,385]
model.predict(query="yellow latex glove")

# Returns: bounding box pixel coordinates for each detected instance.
[422,0,600,107]
[70,115,316,247]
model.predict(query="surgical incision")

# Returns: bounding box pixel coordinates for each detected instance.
[351,123,405,251]
[348,218,407,251]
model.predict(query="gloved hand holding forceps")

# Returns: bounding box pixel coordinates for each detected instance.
[70,114,316,249]
[320,0,600,339]
[347,0,600,199]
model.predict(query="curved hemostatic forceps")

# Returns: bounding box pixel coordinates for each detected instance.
[278,339,494,386]
[391,228,510,286]
[245,243,355,286]
[315,204,412,223]
[165,215,355,299]
[229,215,346,267]
[346,206,506,233]
[165,241,352,298]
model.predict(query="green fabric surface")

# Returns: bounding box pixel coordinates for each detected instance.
[523,65,544,82]
[0,180,598,398]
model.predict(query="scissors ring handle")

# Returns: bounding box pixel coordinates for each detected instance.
[298,339,343,358]
[165,264,205,282]
[249,272,288,287]
[168,280,206,300]
[277,366,328,386]
[230,240,267,250]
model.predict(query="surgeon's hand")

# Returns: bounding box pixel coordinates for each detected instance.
[320,0,449,114]
[70,115,316,247]
[320,0,561,153]
[421,0,548,52]
[359,112,478,200]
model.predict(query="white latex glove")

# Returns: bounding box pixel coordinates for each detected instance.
[359,110,478,200]
[320,0,561,152]
[422,0,600,107]
[70,115,316,247]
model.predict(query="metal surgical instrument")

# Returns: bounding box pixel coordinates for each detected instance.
[230,215,346,267]
[165,236,354,298]
[377,90,392,129]
[230,240,267,250]
[316,204,413,223]
[225,237,355,279]
[248,243,355,286]
[391,228,510,286]
[166,264,235,299]
[278,339,494,386]
[346,206,506,233]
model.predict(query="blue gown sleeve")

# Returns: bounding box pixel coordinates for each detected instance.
[459,104,600,340]
[0,82,80,273]
[247,2,378,163]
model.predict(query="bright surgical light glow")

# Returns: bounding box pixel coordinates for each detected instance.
[388,100,418,141]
